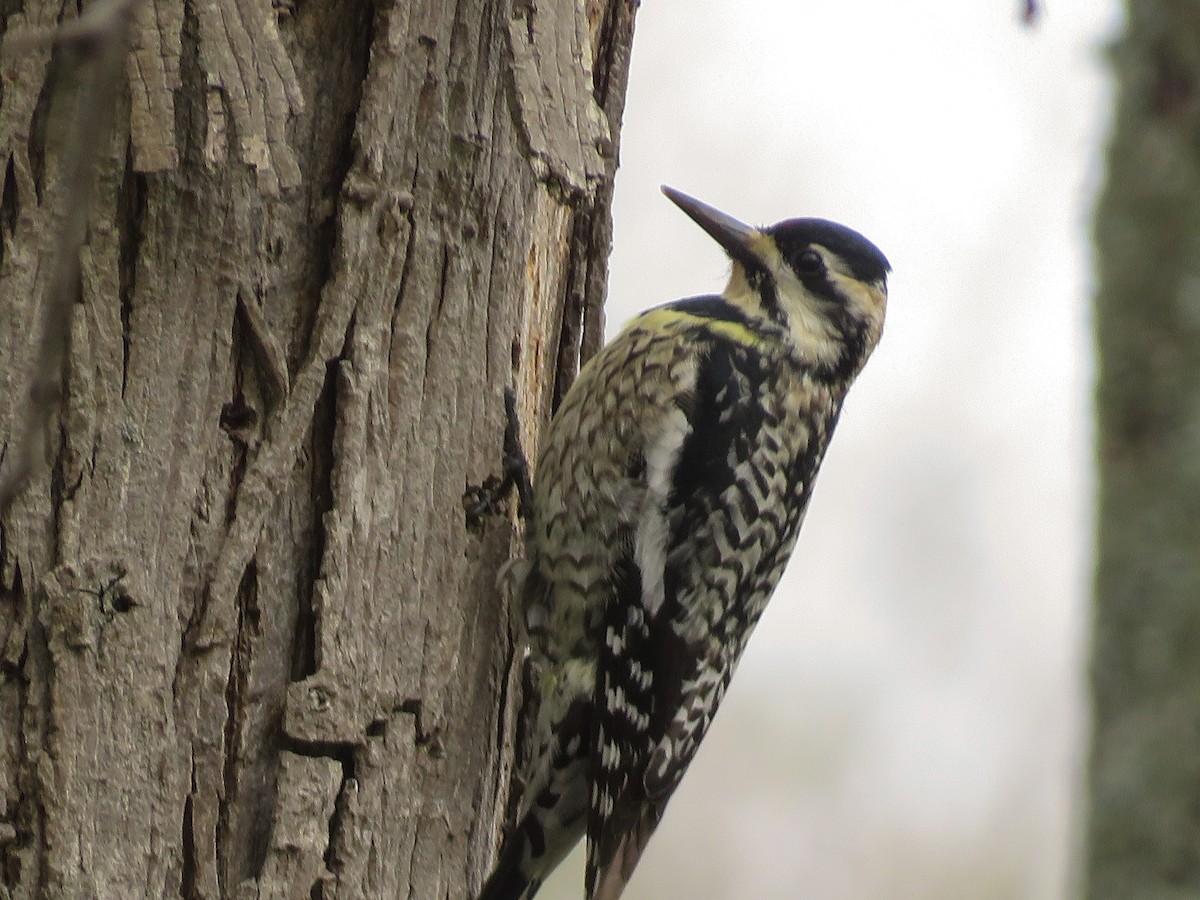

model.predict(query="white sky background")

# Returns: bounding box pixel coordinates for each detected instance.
[541,1,1120,898]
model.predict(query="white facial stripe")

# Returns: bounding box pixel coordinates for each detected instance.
[772,265,843,365]
[827,269,887,321]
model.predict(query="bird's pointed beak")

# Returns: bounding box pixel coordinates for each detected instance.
[661,186,761,266]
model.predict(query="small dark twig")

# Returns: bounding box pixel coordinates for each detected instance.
[0,0,142,517]
[462,388,535,531]
[502,387,534,520]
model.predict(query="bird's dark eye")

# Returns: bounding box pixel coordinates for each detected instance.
[795,249,824,276]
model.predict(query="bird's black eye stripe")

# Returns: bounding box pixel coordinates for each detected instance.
[795,248,824,276]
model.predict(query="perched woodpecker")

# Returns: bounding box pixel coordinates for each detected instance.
[478,187,890,900]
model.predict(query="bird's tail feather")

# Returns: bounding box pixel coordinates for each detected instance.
[476,827,540,900]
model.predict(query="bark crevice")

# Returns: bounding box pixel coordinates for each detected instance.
[114,145,143,400]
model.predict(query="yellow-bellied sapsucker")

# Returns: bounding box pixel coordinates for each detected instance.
[478,187,890,900]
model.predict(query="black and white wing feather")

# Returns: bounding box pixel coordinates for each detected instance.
[585,325,827,899]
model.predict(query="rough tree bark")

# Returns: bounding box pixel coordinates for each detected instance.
[0,0,637,896]
[1088,1,1200,897]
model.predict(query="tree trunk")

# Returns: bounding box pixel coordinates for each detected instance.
[1088,1,1200,896]
[0,0,636,896]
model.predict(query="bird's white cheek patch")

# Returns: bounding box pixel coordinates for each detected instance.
[773,270,843,366]
[829,270,887,322]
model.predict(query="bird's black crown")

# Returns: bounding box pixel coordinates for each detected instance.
[768,218,891,286]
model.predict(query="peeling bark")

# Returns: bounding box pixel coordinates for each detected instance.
[0,0,638,896]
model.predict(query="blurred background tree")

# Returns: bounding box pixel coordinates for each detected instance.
[1088,1,1200,896]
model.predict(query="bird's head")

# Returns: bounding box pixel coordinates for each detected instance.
[663,186,890,381]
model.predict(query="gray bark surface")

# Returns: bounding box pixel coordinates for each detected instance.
[0,0,637,896]
[1088,2,1200,896]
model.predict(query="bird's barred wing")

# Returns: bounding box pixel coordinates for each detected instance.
[586,332,792,899]
[585,554,671,900]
